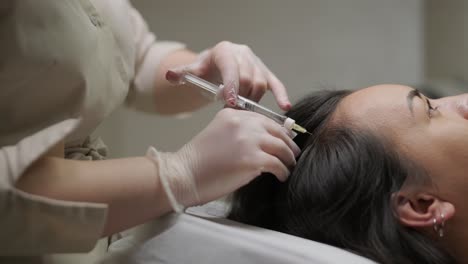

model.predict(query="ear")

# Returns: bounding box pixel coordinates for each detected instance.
[392,191,455,228]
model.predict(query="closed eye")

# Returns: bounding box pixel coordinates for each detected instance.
[407,89,438,119]
[426,98,438,118]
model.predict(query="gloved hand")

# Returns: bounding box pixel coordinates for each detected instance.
[166,41,292,111]
[147,108,300,211]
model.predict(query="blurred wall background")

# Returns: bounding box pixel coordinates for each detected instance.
[426,0,467,80]
[425,0,468,96]
[94,0,425,157]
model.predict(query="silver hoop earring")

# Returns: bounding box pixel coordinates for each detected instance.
[433,213,445,237]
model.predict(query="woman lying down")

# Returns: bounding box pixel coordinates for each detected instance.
[228,84,468,264]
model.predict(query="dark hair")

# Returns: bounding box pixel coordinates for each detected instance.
[228,90,455,264]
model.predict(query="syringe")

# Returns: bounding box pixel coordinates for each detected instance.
[181,72,310,135]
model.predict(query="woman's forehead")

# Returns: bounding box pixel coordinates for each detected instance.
[335,84,416,132]
[347,84,414,105]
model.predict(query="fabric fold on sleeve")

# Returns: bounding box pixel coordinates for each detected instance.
[126,5,186,112]
[0,119,108,255]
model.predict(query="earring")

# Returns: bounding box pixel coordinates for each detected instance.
[433,213,445,237]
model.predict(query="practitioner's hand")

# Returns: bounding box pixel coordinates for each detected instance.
[166,41,292,110]
[155,108,300,207]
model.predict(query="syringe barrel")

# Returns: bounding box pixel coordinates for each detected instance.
[182,72,289,127]
[236,96,287,125]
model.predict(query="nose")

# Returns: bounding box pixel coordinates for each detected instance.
[434,94,468,119]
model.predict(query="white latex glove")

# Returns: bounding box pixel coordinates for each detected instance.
[147,108,300,211]
[166,41,292,111]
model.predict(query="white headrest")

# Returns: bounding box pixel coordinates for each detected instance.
[104,202,376,264]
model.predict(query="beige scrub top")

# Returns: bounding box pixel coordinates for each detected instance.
[0,0,185,262]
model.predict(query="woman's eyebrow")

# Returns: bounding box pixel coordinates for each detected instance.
[406,88,422,115]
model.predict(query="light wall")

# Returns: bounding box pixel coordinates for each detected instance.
[426,0,467,81]
[95,0,424,157]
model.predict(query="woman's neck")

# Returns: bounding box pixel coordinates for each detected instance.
[442,218,468,262]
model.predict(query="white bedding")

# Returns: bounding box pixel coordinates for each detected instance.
[104,202,376,264]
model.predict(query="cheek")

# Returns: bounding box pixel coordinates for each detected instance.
[429,121,468,166]
[402,123,468,195]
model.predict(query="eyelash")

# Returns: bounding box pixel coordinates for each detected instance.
[427,100,439,118]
